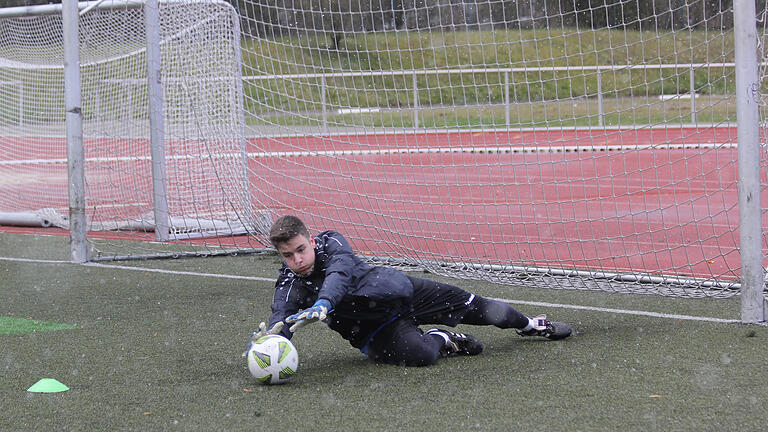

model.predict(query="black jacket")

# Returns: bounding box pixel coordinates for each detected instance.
[268,230,414,348]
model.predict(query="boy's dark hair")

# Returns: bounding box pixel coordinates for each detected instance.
[269,215,310,247]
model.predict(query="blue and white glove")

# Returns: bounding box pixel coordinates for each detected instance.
[285,299,332,333]
[241,321,284,357]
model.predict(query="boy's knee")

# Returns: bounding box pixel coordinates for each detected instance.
[400,346,440,367]
[369,340,441,367]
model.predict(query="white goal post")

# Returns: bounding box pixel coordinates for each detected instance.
[0,0,766,321]
[733,0,764,323]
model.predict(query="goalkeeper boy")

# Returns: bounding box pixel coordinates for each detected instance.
[248,215,572,366]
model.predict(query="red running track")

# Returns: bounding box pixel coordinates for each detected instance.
[1,127,759,281]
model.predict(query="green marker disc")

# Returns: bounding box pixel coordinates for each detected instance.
[27,378,69,393]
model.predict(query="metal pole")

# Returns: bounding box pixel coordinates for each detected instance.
[734,0,765,323]
[230,12,254,228]
[144,0,170,241]
[63,0,88,263]
[689,66,696,124]
[18,84,23,126]
[413,72,418,128]
[504,71,510,128]
[596,70,603,127]
[321,75,327,132]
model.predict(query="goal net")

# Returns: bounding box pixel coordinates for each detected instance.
[233,0,758,297]
[0,0,765,298]
[0,0,264,258]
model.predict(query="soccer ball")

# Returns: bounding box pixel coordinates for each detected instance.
[246,334,299,385]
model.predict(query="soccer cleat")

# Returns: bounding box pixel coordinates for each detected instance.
[425,328,484,357]
[516,314,572,340]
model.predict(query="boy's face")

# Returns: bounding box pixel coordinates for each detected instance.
[276,233,316,276]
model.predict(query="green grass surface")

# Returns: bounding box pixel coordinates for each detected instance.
[242,28,739,129]
[252,95,737,129]
[2,232,768,431]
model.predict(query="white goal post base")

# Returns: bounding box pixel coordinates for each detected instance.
[0,209,273,241]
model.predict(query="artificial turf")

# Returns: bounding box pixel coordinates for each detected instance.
[2,232,768,431]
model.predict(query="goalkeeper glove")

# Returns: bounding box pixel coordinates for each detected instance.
[241,321,284,357]
[285,299,332,333]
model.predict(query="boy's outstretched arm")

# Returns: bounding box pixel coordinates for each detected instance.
[285,298,333,332]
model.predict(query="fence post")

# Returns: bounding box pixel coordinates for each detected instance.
[734,0,766,323]
[504,71,510,128]
[320,75,328,132]
[689,66,696,124]
[126,83,132,133]
[596,69,603,127]
[18,84,23,126]
[413,72,419,129]
[321,75,327,132]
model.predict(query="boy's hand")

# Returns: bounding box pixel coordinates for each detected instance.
[242,321,285,357]
[250,321,284,340]
[285,299,332,332]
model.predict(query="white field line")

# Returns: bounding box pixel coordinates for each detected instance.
[0,255,744,324]
[246,142,736,158]
[0,256,70,264]
[488,297,742,324]
[82,261,276,282]
[0,142,738,166]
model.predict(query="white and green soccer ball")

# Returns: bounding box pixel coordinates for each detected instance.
[247,334,299,385]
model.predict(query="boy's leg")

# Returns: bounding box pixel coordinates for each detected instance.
[366,319,444,367]
[405,276,572,340]
[406,276,477,326]
[406,276,528,328]
[459,295,530,328]
[461,296,573,340]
